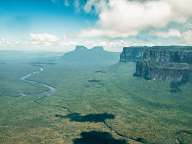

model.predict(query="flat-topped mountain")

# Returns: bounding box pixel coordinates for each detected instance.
[61,46,120,66]
[120,46,192,92]
[120,46,192,63]
[120,47,143,62]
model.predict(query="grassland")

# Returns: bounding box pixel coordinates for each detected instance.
[0,56,191,144]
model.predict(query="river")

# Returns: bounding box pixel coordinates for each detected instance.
[20,65,56,97]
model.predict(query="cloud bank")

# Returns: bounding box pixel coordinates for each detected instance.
[80,0,192,38]
[30,33,59,46]
[1,0,192,52]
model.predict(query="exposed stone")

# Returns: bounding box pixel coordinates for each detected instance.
[134,61,190,81]
[120,47,143,62]
[120,46,192,91]
[141,46,192,64]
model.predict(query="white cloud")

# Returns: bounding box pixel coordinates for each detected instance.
[84,0,108,13]
[0,38,10,45]
[100,0,171,31]
[0,37,27,51]
[78,28,137,38]
[167,0,192,17]
[30,33,59,46]
[153,29,182,38]
[152,28,192,44]
[183,30,192,44]
[80,0,192,38]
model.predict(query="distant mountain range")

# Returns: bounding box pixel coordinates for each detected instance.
[61,46,120,66]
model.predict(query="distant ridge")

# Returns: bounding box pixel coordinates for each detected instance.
[74,45,88,51]
[61,45,120,66]
[74,45,105,51]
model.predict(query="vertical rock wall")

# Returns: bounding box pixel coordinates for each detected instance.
[120,46,192,91]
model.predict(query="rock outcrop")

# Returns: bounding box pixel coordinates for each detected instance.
[141,46,192,64]
[135,60,190,81]
[120,47,143,62]
[120,46,192,92]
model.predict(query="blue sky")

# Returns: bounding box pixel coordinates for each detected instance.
[0,0,192,52]
[0,0,96,36]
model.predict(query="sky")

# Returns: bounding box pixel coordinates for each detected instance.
[0,0,192,52]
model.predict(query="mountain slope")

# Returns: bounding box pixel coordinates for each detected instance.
[61,46,120,66]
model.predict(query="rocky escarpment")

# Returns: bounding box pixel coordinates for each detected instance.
[135,61,190,81]
[120,46,192,92]
[120,47,143,62]
[141,46,192,64]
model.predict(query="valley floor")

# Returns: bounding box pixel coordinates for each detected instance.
[0,62,192,144]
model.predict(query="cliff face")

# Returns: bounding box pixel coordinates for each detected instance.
[134,46,192,80]
[135,61,190,81]
[142,47,192,64]
[120,47,143,62]
[120,46,192,91]
[120,46,192,63]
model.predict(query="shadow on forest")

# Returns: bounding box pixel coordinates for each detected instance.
[88,79,101,83]
[55,112,115,123]
[73,131,127,144]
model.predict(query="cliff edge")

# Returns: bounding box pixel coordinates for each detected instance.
[120,46,192,92]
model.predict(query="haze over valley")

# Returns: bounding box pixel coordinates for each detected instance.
[0,0,192,144]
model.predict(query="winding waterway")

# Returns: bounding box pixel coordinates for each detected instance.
[20,65,56,98]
